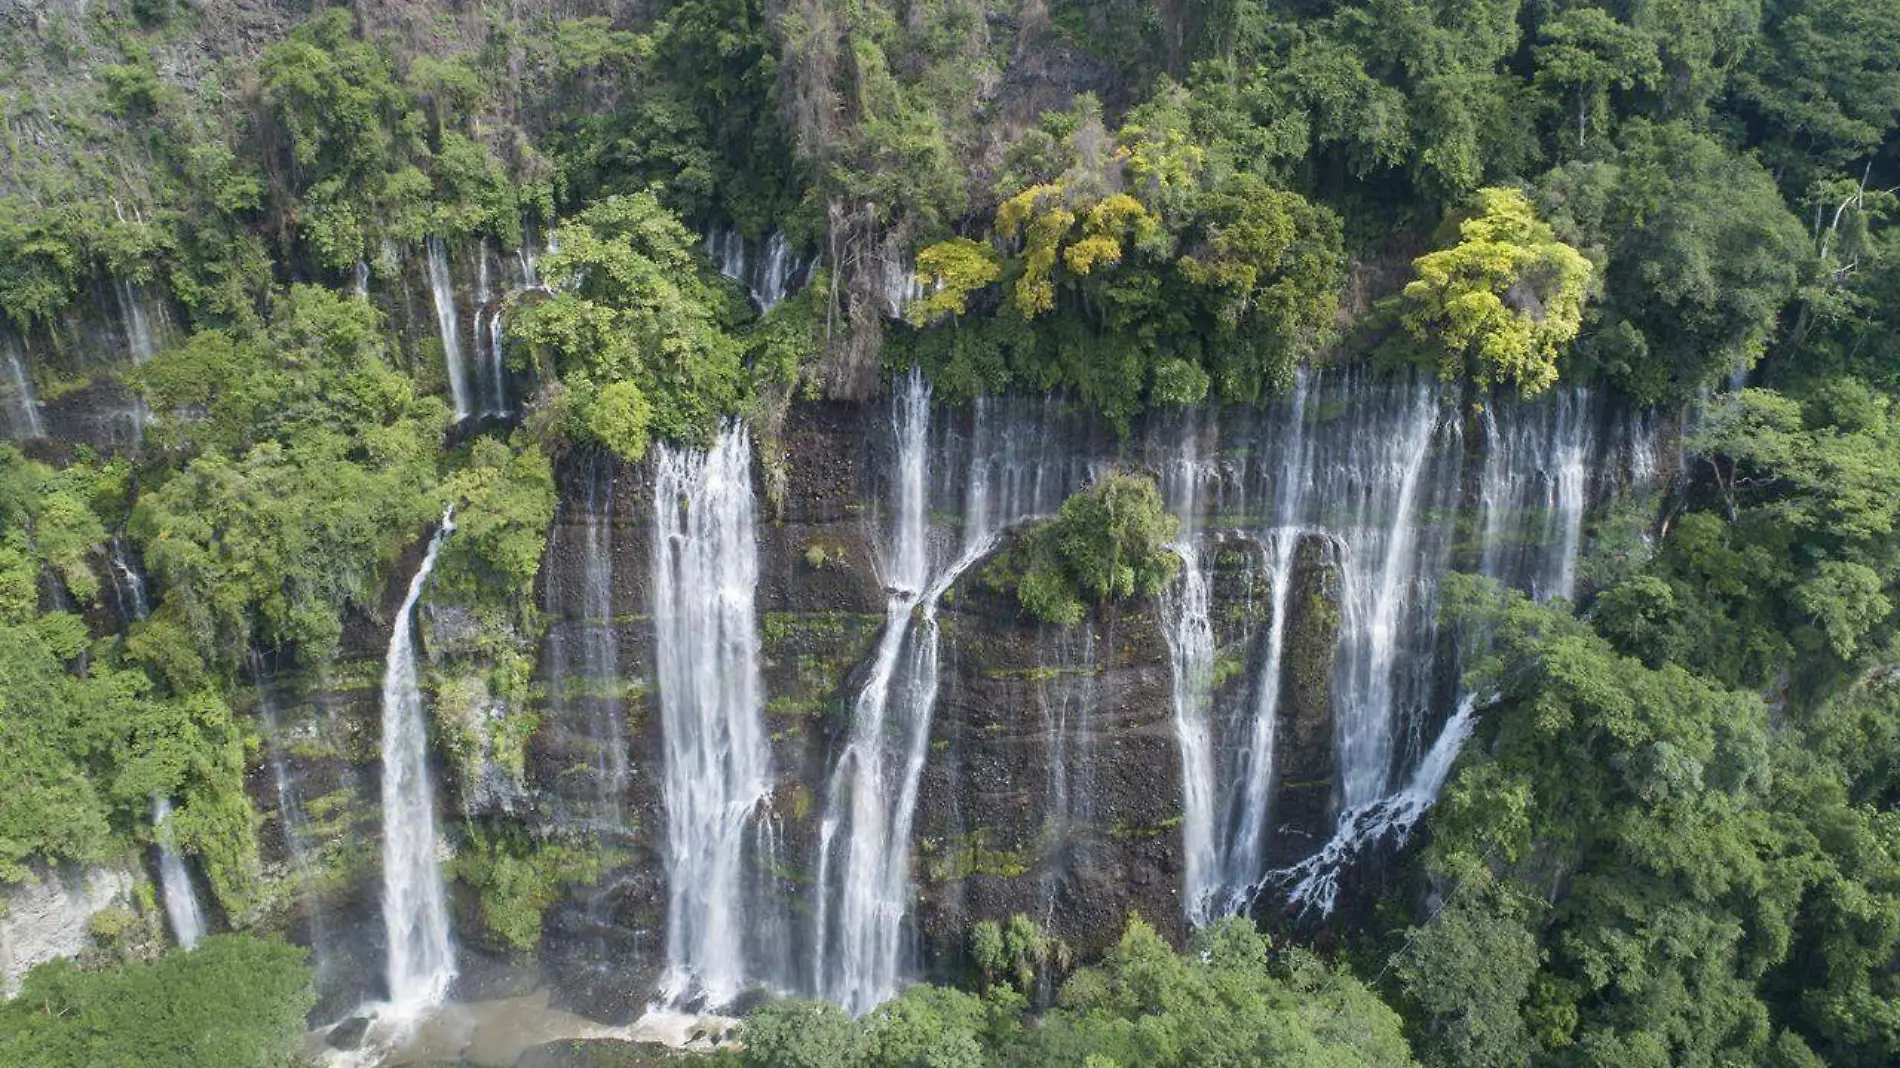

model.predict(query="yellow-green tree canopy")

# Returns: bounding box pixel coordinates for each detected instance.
[1400,188,1592,395]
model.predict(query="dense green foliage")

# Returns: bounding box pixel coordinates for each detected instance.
[0,935,315,1068]
[731,918,1414,1068]
[1000,472,1180,625]
[0,0,1897,1064]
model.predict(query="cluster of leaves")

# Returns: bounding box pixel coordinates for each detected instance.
[450,824,602,953]
[0,447,257,911]
[1397,187,1591,395]
[508,193,748,459]
[1001,472,1179,626]
[899,92,1344,428]
[1401,576,1899,1067]
[728,917,1414,1068]
[0,935,315,1068]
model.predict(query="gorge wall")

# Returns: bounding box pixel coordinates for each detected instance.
[2,236,1674,1025]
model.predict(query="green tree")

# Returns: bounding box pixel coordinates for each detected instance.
[509,193,744,458]
[0,935,315,1068]
[1399,187,1592,395]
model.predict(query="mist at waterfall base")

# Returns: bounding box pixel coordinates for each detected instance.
[331,368,1658,1052]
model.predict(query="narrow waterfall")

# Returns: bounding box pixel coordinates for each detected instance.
[3,337,43,439]
[1220,372,1312,904]
[814,371,932,1014]
[705,228,803,311]
[815,369,1018,1014]
[153,796,205,949]
[250,653,330,977]
[353,261,371,299]
[1160,429,1221,924]
[484,307,507,416]
[1479,387,1597,600]
[107,537,150,623]
[473,241,495,416]
[546,455,628,829]
[652,424,782,1008]
[1273,693,1484,916]
[381,509,457,1012]
[755,232,794,311]
[424,238,473,421]
[114,279,161,365]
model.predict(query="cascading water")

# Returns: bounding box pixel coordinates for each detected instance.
[354,261,372,299]
[755,232,794,311]
[1160,428,1221,924]
[381,509,457,1013]
[153,796,205,949]
[545,455,628,829]
[114,279,162,366]
[705,228,804,312]
[106,537,150,623]
[1479,387,1597,600]
[1331,381,1445,810]
[651,424,785,1008]
[813,372,933,1014]
[813,370,1027,1014]
[2,338,43,439]
[250,652,330,978]
[1272,693,1485,916]
[424,237,473,421]
[1220,373,1312,905]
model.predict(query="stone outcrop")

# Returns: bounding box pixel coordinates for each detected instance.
[0,864,135,996]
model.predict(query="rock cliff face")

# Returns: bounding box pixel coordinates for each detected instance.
[0,865,136,996]
[6,241,1674,1020]
[227,372,1670,1022]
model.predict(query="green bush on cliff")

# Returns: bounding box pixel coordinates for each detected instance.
[453,825,604,954]
[1012,473,1179,625]
[508,193,745,459]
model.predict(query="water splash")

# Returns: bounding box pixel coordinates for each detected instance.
[652,424,783,1008]
[1268,693,1485,917]
[381,509,457,1013]
[424,238,473,421]
[153,795,205,949]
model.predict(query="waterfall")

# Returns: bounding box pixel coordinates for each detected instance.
[1160,427,1221,924]
[1331,381,1444,810]
[114,279,162,366]
[107,537,151,623]
[1221,372,1312,903]
[755,232,794,311]
[546,455,628,829]
[704,228,804,312]
[250,653,330,979]
[381,509,457,1013]
[652,424,783,1008]
[153,796,205,949]
[3,338,43,439]
[353,261,371,299]
[1271,693,1485,916]
[1478,387,1597,601]
[424,238,473,421]
[814,370,1019,1014]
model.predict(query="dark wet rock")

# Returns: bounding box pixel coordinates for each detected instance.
[325,1014,372,1051]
